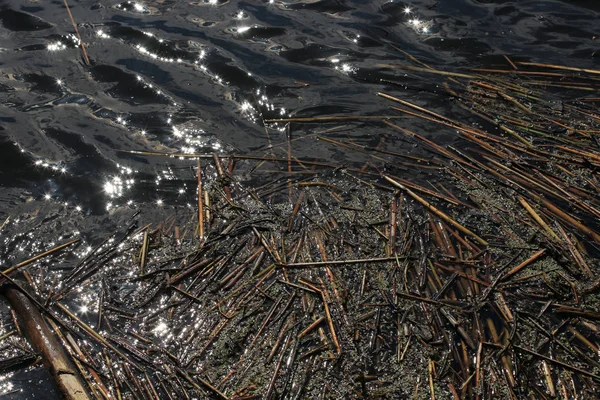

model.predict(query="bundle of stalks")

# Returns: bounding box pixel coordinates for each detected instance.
[1,59,600,400]
[367,58,600,399]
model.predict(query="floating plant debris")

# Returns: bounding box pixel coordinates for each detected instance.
[1,59,600,398]
[1,0,600,398]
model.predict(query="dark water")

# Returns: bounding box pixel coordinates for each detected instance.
[0,0,598,397]
[1,0,598,222]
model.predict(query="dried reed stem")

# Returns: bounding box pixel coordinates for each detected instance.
[63,0,90,65]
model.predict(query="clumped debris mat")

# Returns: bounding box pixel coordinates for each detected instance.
[1,62,600,400]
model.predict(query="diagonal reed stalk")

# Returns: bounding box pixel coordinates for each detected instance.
[63,0,90,65]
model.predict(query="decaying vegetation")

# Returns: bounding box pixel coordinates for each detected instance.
[1,57,600,399]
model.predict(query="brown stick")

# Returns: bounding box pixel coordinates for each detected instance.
[384,176,488,245]
[197,158,205,239]
[2,284,91,399]
[504,55,518,70]
[516,62,600,76]
[503,249,546,280]
[277,256,407,268]
[0,216,9,232]
[265,115,405,123]
[518,197,560,241]
[533,194,600,243]
[176,368,227,399]
[298,317,325,338]
[62,0,90,65]
[2,239,79,278]
[56,303,141,371]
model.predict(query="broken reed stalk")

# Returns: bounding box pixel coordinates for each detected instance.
[0,216,9,232]
[503,249,546,280]
[504,55,518,70]
[46,318,111,399]
[376,64,477,79]
[287,124,292,202]
[139,231,149,276]
[384,176,488,245]
[518,196,560,241]
[176,368,227,399]
[1,239,79,278]
[516,62,600,76]
[264,115,406,123]
[1,284,91,400]
[123,150,347,170]
[277,256,406,268]
[298,316,325,339]
[531,193,600,243]
[62,0,90,66]
[197,158,205,239]
[56,303,142,372]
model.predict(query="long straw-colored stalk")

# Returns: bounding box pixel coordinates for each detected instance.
[384,176,488,245]
[63,0,90,65]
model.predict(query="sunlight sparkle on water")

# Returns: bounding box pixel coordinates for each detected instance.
[332,59,356,74]
[0,373,14,396]
[173,126,183,138]
[404,6,433,35]
[96,29,110,39]
[241,101,252,112]
[47,42,66,51]
[103,166,136,202]
[104,179,121,197]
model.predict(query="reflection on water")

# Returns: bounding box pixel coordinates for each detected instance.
[1,0,596,217]
[0,2,598,393]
